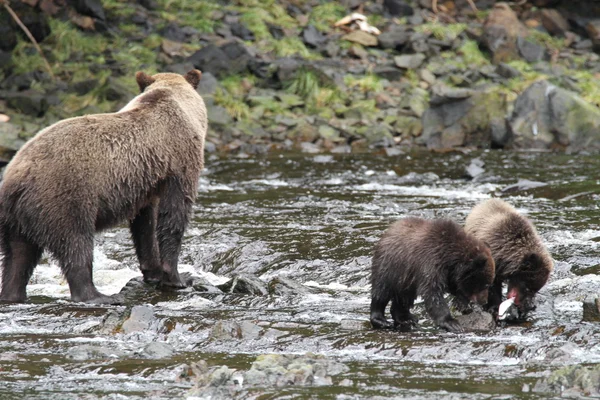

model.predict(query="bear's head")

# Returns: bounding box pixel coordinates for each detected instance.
[135,70,202,92]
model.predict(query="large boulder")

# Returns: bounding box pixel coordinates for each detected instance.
[507,80,600,152]
[418,85,508,149]
[188,41,251,78]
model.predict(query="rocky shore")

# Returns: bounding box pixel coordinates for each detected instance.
[2,0,600,160]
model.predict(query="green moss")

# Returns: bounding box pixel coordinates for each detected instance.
[344,74,383,93]
[309,3,346,32]
[458,40,489,67]
[156,0,219,33]
[415,22,467,41]
[285,68,321,101]
[10,40,47,74]
[214,88,251,120]
[403,69,419,86]
[572,70,600,107]
[103,0,136,18]
[270,37,313,58]
[501,60,547,94]
[49,19,109,64]
[529,30,564,52]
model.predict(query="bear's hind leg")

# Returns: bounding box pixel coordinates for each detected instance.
[0,233,42,303]
[391,287,418,331]
[130,202,162,284]
[156,177,192,289]
[55,234,117,304]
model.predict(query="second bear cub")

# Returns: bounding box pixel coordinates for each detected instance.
[370,217,495,333]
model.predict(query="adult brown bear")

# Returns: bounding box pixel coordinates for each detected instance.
[0,70,207,304]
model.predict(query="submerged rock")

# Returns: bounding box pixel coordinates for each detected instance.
[501,179,548,192]
[121,305,156,334]
[533,364,600,396]
[464,157,485,180]
[582,296,600,322]
[185,353,349,397]
[268,276,315,296]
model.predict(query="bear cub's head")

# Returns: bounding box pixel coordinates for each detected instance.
[455,244,495,306]
[135,69,203,92]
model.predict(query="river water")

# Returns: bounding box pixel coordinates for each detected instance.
[1,149,599,399]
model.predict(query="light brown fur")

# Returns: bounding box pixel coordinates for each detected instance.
[465,198,553,313]
[0,70,207,304]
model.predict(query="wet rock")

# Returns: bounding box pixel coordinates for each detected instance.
[66,345,125,361]
[188,42,251,78]
[192,276,222,293]
[342,30,378,47]
[501,179,548,192]
[419,85,508,149]
[394,53,426,69]
[456,311,495,332]
[582,296,600,322]
[482,3,529,63]
[507,80,600,151]
[383,0,413,16]
[121,305,156,334]
[209,320,262,340]
[397,171,439,185]
[540,9,570,37]
[516,37,546,63]
[339,319,369,330]
[533,364,600,396]
[268,277,315,296]
[217,274,268,296]
[4,90,48,117]
[465,157,485,180]
[302,25,326,48]
[142,342,175,359]
[378,27,409,50]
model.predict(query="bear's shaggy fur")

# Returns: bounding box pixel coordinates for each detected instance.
[370,217,495,333]
[465,198,553,314]
[0,70,207,303]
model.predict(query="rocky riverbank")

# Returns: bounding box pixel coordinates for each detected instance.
[2,0,600,158]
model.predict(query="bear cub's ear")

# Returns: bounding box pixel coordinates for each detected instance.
[136,71,155,92]
[184,69,202,89]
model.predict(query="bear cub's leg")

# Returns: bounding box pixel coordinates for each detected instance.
[155,177,191,289]
[370,297,394,329]
[390,288,418,331]
[130,202,162,284]
[0,234,42,303]
[423,284,463,333]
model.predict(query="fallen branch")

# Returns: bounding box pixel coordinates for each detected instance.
[0,0,55,79]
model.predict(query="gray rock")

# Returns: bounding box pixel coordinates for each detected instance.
[121,305,156,334]
[74,0,106,21]
[378,28,409,50]
[302,25,326,48]
[456,311,495,332]
[495,62,522,79]
[217,274,268,296]
[268,277,314,296]
[533,364,600,396]
[209,320,262,340]
[373,65,404,81]
[517,37,545,63]
[230,22,254,41]
[394,53,426,69]
[465,157,485,179]
[4,90,48,117]
[188,42,251,78]
[501,179,547,192]
[540,9,570,37]
[197,72,218,96]
[507,80,600,151]
[142,342,175,359]
[207,104,233,126]
[383,0,413,16]
[66,345,125,361]
[481,4,529,63]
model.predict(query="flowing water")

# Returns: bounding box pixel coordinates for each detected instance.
[1,149,600,399]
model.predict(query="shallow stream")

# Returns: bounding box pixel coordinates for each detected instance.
[1,150,600,399]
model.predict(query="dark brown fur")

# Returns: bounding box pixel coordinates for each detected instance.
[464,199,553,314]
[370,217,495,333]
[0,70,207,304]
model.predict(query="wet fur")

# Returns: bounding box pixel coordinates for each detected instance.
[0,70,207,304]
[370,217,495,333]
[464,199,553,312]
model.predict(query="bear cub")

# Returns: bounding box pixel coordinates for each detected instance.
[0,70,207,304]
[465,199,553,316]
[370,217,495,333]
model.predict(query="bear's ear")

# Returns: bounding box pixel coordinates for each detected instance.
[184,69,202,89]
[136,71,155,92]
